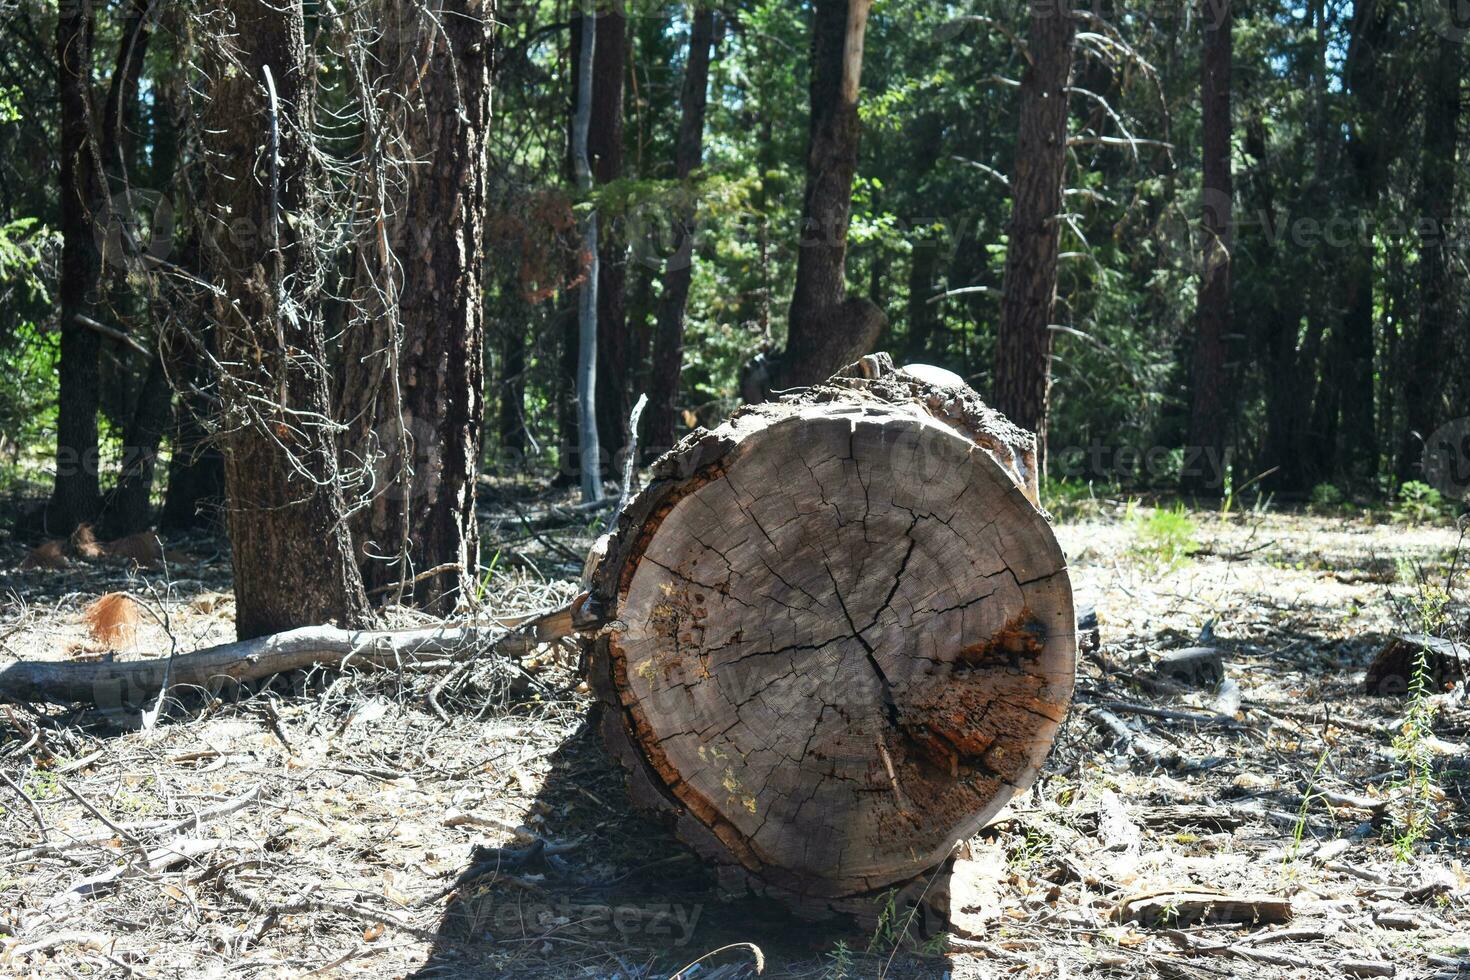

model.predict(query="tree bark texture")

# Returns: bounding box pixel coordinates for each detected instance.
[50,0,107,534]
[994,0,1075,468]
[587,355,1070,911]
[200,0,370,639]
[646,5,717,458]
[338,0,492,611]
[780,0,884,391]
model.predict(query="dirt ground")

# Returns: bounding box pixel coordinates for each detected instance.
[1,491,1469,979]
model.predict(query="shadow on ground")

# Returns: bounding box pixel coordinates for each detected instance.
[409,713,952,979]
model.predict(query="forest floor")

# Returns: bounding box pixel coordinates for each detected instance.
[1,486,1469,979]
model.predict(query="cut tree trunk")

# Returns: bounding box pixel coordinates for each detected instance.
[585,354,1071,911]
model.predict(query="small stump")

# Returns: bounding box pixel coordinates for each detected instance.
[586,356,1076,912]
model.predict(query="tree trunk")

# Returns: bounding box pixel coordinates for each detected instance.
[906,235,941,362]
[1185,0,1233,494]
[572,8,603,503]
[100,0,153,184]
[50,0,107,534]
[161,415,225,531]
[993,0,1075,469]
[160,239,226,532]
[1400,14,1461,481]
[496,294,528,461]
[102,4,170,538]
[587,355,1070,913]
[200,0,369,639]
[104,352,173,537]
[778,0,884,392]
[1336,0,1390,483]
[339,0,492,611]
[588,10,631,469]
[646,4,716,459]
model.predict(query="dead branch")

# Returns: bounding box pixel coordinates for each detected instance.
[0,600,594,707]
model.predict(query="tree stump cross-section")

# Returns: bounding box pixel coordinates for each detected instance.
[587,357,1076,910]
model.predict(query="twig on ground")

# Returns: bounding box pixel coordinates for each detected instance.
[0,768,49,841]
[55,776,144,851]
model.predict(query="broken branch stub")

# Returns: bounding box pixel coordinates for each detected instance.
[585,354,1076,911]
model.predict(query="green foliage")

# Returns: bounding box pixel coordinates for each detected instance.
[1127,502,1200,572]
[865,889,946,960]
[1041,477,1117,523]
[0,219,59,494]
[1393,482,1447,524]
[0,85,21,124]
[1309,483,1345,513]
[1386,566,1453,859]
[822,940,854,980]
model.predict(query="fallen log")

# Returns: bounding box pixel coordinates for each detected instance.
[0,602,586,708]
[585,354,1077,913]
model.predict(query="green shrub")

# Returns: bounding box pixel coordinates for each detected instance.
[1309,482,1344,513]
[1128,502,1199,572]
[1392,481,1445,524]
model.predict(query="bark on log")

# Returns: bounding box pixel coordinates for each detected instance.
[586,354,1074,912]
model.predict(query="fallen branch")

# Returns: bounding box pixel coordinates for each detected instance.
[0,599,594,707]
[1085,699,1253,731]
[41,837,245,911]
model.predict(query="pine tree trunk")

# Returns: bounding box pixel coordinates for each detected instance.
[200,0,369,639]
[779,0,884,391]
[100,0,152,184]
[994,0,1074,468]
[1336,0,1390,483]
[338,0,492,611]
[496,292,528,461]
[1400,15,1460,480]
[587,355,1070,913]
[50,0,107,534]
[159,239,226,531]
[1185,0,1233,494]
[105,352,172,537]
[646,5,716,459]
[103,5,170,537]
